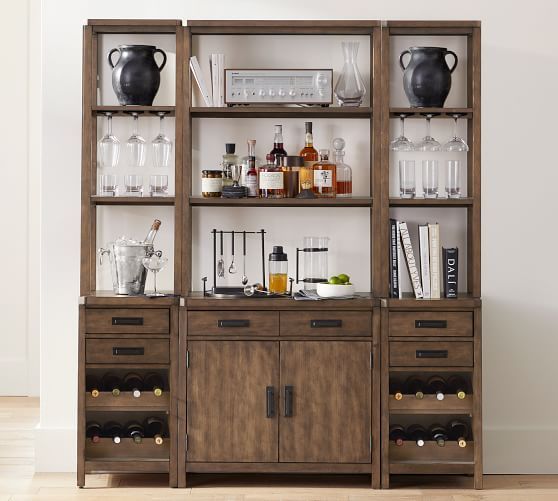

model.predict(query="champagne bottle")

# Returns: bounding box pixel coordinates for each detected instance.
[389,424,406,446]
[389,378,404,401]
[407,424,427,447]
[447,375,468,400]
[143,219,162,245]
[144,416,165,445]
[405,376,424,399]
[125,421,145,444]
[86,421,102,443]
[103,421,123,444]
[86,374,100,398]
[122,372,143,398]
[144,372,165,397]
[429,423,449,447]
[426,375,447,401]
[448,419,469,448]
[101,373,121,397]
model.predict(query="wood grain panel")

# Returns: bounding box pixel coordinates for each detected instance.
[389,341,473,367]
[86,338,169,364]
[280,311,371,337]
[389,311,473,337]
[188,311,279,336]
[86,308,169,334]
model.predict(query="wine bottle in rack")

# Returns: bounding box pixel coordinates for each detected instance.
[123,372,143,398]
[86,375,100,398]
[143,219,161,245]
[101,373,121,397]
[448,419,470,448]
[125,421,145,444]
[389,424,406,446]
[86,421,102,443]
[389,379,404,401]
[405,376,424,399]
[144,372,164,397]
[407,424,427,447]
[145,417,165,445]
[426,375,447,401]
[429,423,449,447]
[103,421,123,444]
[447,375,468,400]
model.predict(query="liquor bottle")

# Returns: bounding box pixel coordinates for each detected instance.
[222,143,237,187]
[447,375,468,400]
[448,419,469,448]
[312,149,336,197]
[145,416,165,445]
[101,373,121,397]
[86,421,102,443]
[122,372,143,398]
[426,375,447,401]
[103,421,123,444]
[144,372,164,397]
[259,154,284,199]
[389,379,404,401]
[245,139,258,197]
[299,121,318,192]
[332,137,352,197]
[86,374,100,398]
[125,421,145,444]
[389,424,406,446]
[405,375,424,399]
[407,424,427,447]
[143,219,161,245]
[429,423,449,447]
[269,124,288,161]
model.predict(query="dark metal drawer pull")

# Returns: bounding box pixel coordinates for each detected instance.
[113,347,145,356]
[218,319,250,328]
[415,320,447,329]
[416,349,448,359]
[112,317,144,326]
[284,385,293,417]
[310,319,342,328]
[266,386,275,418]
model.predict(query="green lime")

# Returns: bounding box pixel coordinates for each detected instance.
[328,276,342,285]
[338,273,350,284]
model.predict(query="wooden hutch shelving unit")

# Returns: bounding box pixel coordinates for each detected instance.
[78,18,482,490]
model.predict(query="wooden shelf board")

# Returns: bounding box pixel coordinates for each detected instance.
[92,106,175,116]
[83,292,180,307]
[190,106,372,118]
[390,107,472,118]
[389,462,474,475]
[92,196,175,206]
[189,197,372,207]
[389,394,473,414]
[85,460,169,474]
[381,294,481,309]
[389,197,473,207]
[86,392,169,410]
[187,20,378,35]
[86,364,170,370]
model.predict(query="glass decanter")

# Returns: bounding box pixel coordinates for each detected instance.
[334,41,366,107]
[332,138,352,197]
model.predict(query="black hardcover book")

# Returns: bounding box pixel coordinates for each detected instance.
[443,247,458,298]
[389,219,399,298]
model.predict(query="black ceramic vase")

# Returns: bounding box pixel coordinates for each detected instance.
[108,45,167,106]
[399,47,458,108]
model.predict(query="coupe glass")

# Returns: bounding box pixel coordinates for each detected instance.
[98,113,120,168]
[390,115,415,152]
[443,114,469,152]
[152,112,173,168]
[126,113,146,167]
[142,253,168,297]
[416,114,440,152]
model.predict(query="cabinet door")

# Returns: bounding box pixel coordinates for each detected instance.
[280,341,371,463]
[187,341,279,462]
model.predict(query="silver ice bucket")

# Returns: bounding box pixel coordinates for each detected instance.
[99,238,156,295]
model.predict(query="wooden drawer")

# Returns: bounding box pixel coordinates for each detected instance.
[86,338,169,364]
[389,311,472,338]
[187,311,279,336]
[389,341,473,367]
[86,308,169,334]
[280,311,371,336]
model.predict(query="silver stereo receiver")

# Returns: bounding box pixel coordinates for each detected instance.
[225,69,333,106]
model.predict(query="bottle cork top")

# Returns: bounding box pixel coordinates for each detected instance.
[152,219,161,230]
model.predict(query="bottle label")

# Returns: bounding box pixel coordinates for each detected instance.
[314,169,333,188]
[259,171,283,190]
[201,177,222,193]
[245,175,258,197]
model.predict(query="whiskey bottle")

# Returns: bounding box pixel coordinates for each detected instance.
[389,424,406,446]
[259,154,284,198]
[405,375,424,399]
[447,375,468,400]
[122,372,143,398]
[86,421,102,443]
[125,421,145,444]
[429,423,449,447]
[426,375,447,401]
[332,137,353,197]
[270,124,288,162]
[299,121,318,191]
[101,373,121,397]
[312,149,336,197]
[245,139,258,197]
[407,424,427,447]
[144,372,164,397]
[389,378,404,401]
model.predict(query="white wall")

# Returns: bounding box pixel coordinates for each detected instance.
[37,0,558,473]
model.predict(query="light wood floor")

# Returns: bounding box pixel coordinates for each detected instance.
[2,397,558,500]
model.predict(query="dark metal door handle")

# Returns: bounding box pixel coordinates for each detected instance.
[284,385,293,417]
[416,349,448,359]
[266,386,275,418]
[112,317,144,326]
[310,319,342,328]
[218,319,250,328]
[113,347,145,356]
[415,320,447,329]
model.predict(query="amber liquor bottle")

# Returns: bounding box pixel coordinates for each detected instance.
[312,149,336,197]
[299,121,318,191]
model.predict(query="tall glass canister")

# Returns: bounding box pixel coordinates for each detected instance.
[296,237,330,290]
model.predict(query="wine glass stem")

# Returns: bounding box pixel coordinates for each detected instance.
[153,271,157,294]
[159,115,165,136]
[426,117,431,138]
[453,117,458,139]
[400,117,405,138]
[133,115,138,136]
[107,114,112,136]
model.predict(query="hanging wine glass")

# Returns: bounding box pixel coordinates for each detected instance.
[98,113,120,168]
[416,114,441,152]
[443,114,469,152]
[152,112,173,168]
[390,114,415,152]
[126,112,146,167]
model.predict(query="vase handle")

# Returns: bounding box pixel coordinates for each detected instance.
[154,48,167,71]
[445,50,458,73]
[399,50,411,71]
[107,48,121,69]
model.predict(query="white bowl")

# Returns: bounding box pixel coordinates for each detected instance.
[316,283,355,298]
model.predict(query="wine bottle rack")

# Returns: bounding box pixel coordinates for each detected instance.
[86,438,170,461]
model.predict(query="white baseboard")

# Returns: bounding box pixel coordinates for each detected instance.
[35,425,76,472]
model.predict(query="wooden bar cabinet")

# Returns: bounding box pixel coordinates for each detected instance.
[78,18,482,490]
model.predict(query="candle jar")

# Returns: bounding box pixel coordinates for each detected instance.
[268,246,288,294]
[201,170,223,197]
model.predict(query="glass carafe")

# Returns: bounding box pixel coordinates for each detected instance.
[296,237,330,290]
[334,41,366,107]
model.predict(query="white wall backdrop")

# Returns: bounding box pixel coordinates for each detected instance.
[35,0,558,472]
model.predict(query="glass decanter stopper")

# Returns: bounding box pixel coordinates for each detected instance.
[334,41,366,107]
[332,138,352,198]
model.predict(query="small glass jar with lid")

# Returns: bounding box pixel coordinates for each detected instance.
[332,138,353,197]
[259,154,284,198]
[201,170,223,197]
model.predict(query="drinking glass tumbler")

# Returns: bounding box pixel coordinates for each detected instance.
[149,175,169,196]
[446,160,461,198]
[100,174,118,196]
[422,160,439,198]
[399,160,416,198]
[124,174,143,197]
